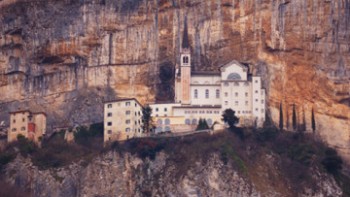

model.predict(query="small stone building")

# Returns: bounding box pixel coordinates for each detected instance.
[8,110,47,144]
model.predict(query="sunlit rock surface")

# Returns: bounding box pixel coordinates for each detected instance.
[0,0,349,161]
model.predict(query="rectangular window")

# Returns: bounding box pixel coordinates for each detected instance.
[224,82,229,86]
[194,89,198,98]
[125,102,131,106]
[255,108,258,111]
[235,92,238,97]
[234,82,239,86]
[155,108,159,112]
[12,128,17,132]
[225,101,228,105]
[205,89,209,98]
[261,109,264,113]
[225,92,228,97]
[235,101,239,106]
[126,110,131,115]
[135,121,137,125]
[107,112,112,117]
[126,120,130,124]
[164,108,167,112]
[245,101,248,106]
[125,128,130,132]
[255,80,258,83]
[107,130,112,134]
[255,99,258,102]
[21,127,26,131]
[107,122,112,126]
[255,90,258,94]
[107,104,112,108]
[216,89,220,98]
[261,100,264,104]
[22,118,25,122]
[13,119,16,123]
[245,92,248,97]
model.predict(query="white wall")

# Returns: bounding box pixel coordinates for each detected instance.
[191,75,221,85]
[190,85,221,106]
[150,103,181,117]
[104,99,143,142]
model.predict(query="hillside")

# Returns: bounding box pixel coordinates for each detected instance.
[0,128,349,197]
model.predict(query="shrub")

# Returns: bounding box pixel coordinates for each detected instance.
[196,118,209,130]
[0,152,15,170]
[321,148,343,174]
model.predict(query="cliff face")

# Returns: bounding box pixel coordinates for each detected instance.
[4,152,342,197]
[0,1,349,161]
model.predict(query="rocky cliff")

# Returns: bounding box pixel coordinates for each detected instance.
[3,151,342,197]
[0,0,349,161]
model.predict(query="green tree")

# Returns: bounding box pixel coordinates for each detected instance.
[279,102,284,131]
[311,108,316,134]
[222,109,239,129]
[292,104,297,131]
[142,105,153,133]
[196,118,209,130]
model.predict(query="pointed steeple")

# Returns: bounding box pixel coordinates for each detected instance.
[182,17,190,49]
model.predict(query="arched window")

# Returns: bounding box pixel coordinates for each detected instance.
[227,73,241,80]
[205,89,209,98]
[216,89,220,98]
[164,126,171,132]
[165,118,170,125]
[207,119,213,126]
[194,89,198,98]
[183,56,189,64]
[157,119,163,125]
[192,119,197,125]
[185,119,191,125]
[155,127,162,133]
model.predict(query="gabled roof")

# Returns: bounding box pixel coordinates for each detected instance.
[220,60,248,70]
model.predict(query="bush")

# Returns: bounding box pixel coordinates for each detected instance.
[288,144,316,166]
[321,148,343,174]
[0,152,15,170]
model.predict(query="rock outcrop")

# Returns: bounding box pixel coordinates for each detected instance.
[0,1,349,161]
[4,152,342,197]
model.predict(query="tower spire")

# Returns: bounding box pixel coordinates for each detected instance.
[182,17,190,49]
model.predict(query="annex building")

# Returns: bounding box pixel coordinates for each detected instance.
[8,110,47,144]
[103,22,266,142]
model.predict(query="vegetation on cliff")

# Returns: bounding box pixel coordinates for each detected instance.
[0,124,349,196]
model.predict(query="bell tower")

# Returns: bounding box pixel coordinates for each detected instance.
[180,18,191,105]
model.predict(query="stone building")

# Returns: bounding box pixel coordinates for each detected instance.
[104,98,143,142]
[8,110,46,144]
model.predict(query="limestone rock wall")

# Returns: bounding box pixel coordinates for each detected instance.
[4,152,342,197]
[0,1,349,161]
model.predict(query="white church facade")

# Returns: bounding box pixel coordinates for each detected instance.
[103,23,266,142]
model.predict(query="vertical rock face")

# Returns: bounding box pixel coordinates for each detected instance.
[0,1,349,161]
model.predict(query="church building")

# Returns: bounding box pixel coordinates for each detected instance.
[103,21,266,142]
[150,21,266,133]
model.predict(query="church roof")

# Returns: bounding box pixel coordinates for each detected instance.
[220,60,248,70]
[191,71,221,76]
